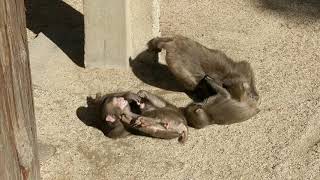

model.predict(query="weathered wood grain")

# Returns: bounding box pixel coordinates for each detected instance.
[0,0,40,179]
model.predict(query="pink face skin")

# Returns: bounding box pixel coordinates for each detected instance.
[105,115,116,122]
[112,97,128,110]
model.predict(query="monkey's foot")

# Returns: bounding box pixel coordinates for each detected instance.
[131,117,150,127]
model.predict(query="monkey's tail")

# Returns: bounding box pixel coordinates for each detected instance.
[147,37,173,52]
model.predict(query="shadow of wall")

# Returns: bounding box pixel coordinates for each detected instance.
[26,0,85,67]
[258,0,320,19]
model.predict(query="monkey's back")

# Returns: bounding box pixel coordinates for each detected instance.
[170,35,241,82]
[138,108,188,142]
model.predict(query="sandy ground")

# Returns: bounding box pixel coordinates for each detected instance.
[27,0,320,179]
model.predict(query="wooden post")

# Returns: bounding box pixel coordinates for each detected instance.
[0,0,40,179]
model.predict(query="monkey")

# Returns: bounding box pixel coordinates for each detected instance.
[147,35,259,102]
[87,91,140,138]
[147,35,260,127]
[92,90,188,143]
[182,75,260,128]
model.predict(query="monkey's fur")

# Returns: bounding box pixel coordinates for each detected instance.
[148,35,260,128]
[148,35,259,100]
[183,76,260,128]
[92,90,188,143]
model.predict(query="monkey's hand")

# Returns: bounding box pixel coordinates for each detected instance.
[119,113,132,124]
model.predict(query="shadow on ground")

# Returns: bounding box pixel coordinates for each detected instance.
[76,96,113,136]
[26,0,84,67]
[258,0,320,18]
[129,50,185,92]
[129,50,217,102]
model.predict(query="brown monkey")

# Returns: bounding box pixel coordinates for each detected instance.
[94,90,188,143]
[183,76,260,128]
[147,35,260,127]
[147,35,259,102]
[89,91,140,138]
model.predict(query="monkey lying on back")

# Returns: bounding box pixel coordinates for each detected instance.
[147,35,260,128]
[148,35,259,101]
[92,90,188,143]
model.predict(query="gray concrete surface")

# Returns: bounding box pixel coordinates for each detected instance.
[28,0,320,179]
[84,0,160,68]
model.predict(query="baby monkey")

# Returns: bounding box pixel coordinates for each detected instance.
[96,90,188,143]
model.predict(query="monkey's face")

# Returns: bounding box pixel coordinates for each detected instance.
[104,97,130,118]
[184,104,203,119]
[112,97,128,110]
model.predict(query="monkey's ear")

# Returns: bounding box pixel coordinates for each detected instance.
[106,115,116,122]
[195,108,204,114]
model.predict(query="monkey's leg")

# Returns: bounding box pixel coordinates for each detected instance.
[137,90,167,108]
[149,36,205,91]
[147,37,174,52]
[204,76,231,99]
[130,116,186,142]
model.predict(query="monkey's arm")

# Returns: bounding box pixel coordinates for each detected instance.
[120,115,165,134]
[204,76,231,99]
[119,111,141,125]
[128,116,186,142]
[137,90,167,108]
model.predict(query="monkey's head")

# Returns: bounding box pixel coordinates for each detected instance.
[182,104,209,128]
[102,96,131,123]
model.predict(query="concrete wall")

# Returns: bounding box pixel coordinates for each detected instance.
[84,0,160,69]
